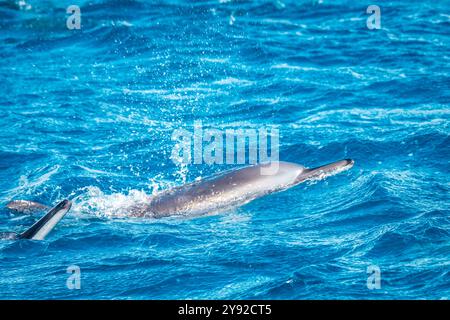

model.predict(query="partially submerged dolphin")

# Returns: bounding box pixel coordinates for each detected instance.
[1,200,71,240]
[3,159,353,236]
[129,159,354,218]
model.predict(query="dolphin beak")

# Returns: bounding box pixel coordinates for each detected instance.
[19,199,72,240]
[296,159,354,183]
[61,199,72,210]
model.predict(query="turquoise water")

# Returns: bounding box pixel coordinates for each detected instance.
[0,0,449,299]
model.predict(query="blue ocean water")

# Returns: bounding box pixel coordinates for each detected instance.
[0,0,449,299]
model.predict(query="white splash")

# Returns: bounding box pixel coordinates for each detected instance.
[70,187,152,218]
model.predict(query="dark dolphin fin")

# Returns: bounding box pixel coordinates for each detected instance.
[6,200,50,214]
[19,200,72,240]
[296,159,354,183]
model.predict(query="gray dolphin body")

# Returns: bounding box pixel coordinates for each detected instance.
[130,159,354,218]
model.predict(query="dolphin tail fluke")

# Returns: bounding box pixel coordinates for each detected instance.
[19,200,72,240]
[6,200,50,214]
